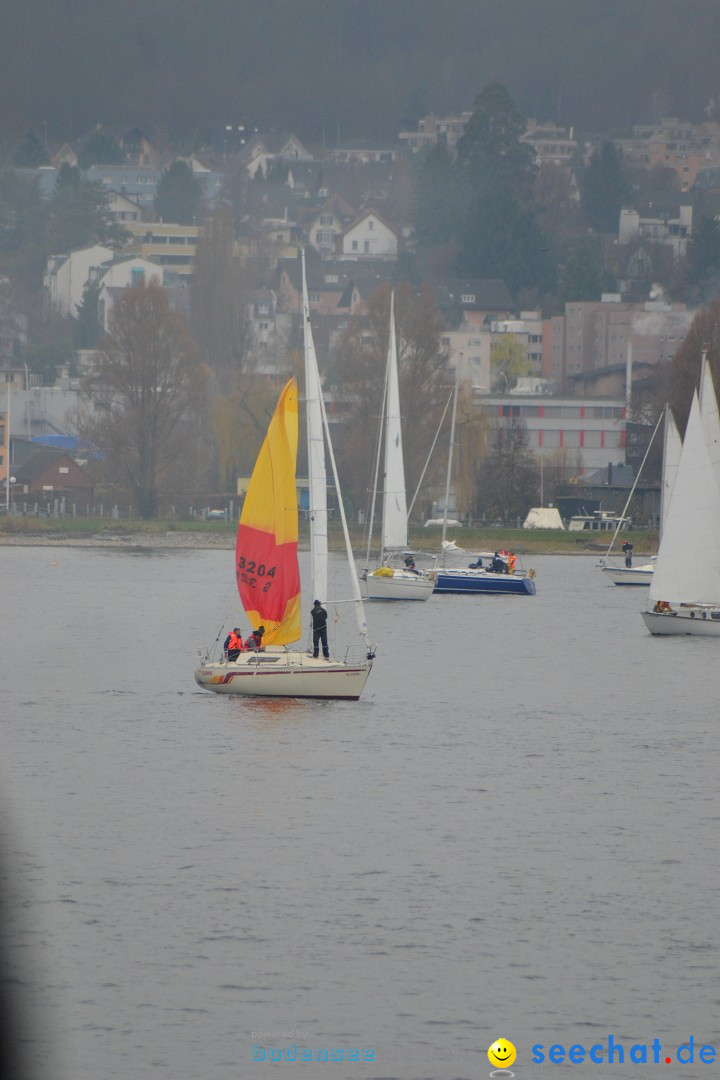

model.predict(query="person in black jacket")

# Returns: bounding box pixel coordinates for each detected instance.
[311,600,329,659]
[622,539,634,567]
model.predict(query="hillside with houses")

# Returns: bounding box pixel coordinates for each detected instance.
[3,90,720,524]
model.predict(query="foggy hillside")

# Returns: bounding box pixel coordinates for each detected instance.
[3,0,720,148]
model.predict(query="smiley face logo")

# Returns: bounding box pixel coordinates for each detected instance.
[488,1038,517,1069]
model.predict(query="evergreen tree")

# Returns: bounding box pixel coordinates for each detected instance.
[14,129,48,167]
[46,167,125,253]
[77,129,125,169]
[558,237,607,303]
[154,160,204,225]
[688,214,720,288]
[456,82,536,200]
[411,138,456,247]
[581,141,630,233]
[73,280,102,347]
[450,83,555,295]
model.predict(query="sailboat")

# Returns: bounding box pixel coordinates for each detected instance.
[195,256,374,698]
[363,292,435,601]
[642,356,720,636]
[432,371,536,596]
[600,406,681,585]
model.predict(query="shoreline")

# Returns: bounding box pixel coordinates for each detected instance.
[0,530,633,556]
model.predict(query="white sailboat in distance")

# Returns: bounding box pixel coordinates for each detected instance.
[363,291,435,600]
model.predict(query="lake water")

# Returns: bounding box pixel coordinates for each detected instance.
[2,546,719,1080]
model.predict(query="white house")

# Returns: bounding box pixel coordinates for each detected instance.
[240,133,313,179]
[45,245,114,317]
[107,191,142,224]
[339,210,398,259]
[618,204,692,256]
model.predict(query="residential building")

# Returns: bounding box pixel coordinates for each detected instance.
[83,165,160,211]
[339,209,399,260]
[475,390,627,472]
[329,140,397,164]
[239,133,313,178]
[107,191,143,224]
[441,326,492,391]
[430,279,515,326]
[615,118,720,191]
[10,443,94,502]
[618,204,692,256]
[549,296,693,392]
[122,222,203,277]
[45,245,114,317]
[490,310,545,376]
[300,196,355,255]
[398,112,472,154]
[522,120,578,166]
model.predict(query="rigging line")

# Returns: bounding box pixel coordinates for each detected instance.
[602,409,664,561]
[407,386,454,521]
[316,384,372,651]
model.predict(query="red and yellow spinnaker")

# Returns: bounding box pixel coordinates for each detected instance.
[235,378,301,646]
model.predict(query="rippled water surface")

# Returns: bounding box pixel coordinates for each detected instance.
[2,547,719,1080]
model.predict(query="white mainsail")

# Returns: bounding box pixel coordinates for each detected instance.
[649,389,720,607]
[301,251,328,606]
[381,292,408,553]
[699,352,720,496]
[659,404,681,537]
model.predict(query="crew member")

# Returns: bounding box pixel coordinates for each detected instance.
[622,539,634,568]
[244,626,265,650]
[311,599,330,659]
[224,627,244,661]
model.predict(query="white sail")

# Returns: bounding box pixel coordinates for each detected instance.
[699,352,720,496]
[382,292,408,552]
[649,389,720,606]
[301,251,328,606]
[659,404,681,537]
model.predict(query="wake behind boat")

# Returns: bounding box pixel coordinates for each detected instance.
[195,254,374,698]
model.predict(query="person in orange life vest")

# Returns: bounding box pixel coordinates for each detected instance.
[224,628,244,661]
[244,626,265,651]
[507,552,517,574]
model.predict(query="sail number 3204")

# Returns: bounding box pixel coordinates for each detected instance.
[237,556,276,592]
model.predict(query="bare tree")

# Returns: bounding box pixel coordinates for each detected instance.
[83,281,204,518]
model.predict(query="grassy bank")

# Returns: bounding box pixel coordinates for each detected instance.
[0,514,657,556]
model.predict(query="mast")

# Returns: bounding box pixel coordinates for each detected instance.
[440,367,460,555]
[301,250,328,605]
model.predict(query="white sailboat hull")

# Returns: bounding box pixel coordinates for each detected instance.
[641,608,720,636]
[601,563,654,586]
[195,649,372,699]
[364,569,435,600]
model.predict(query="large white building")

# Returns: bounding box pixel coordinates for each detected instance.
[475,390,626,473]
